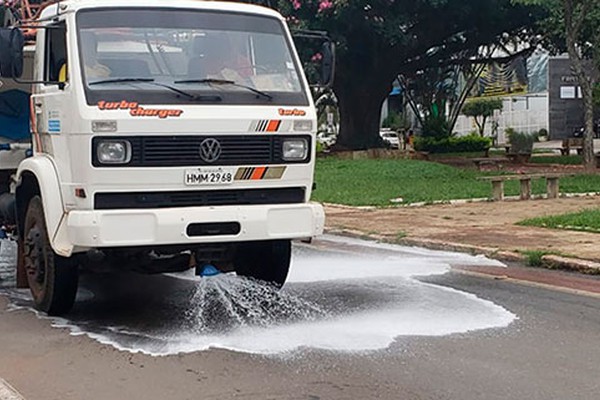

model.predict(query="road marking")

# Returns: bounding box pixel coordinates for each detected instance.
[456,269,600,299]
[0,378,24,400]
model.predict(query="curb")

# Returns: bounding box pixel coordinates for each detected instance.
[324,192,600,209]
[0,378,25,400]
[325,228,525,262]
[324,228,600,275]
[542,255,600,274]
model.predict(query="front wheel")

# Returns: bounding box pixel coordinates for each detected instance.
[234,240,291,287]
[23,195,78,315]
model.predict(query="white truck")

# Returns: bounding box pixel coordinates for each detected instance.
[0,0,332,315]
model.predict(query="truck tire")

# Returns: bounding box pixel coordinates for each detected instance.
[23,195,78,315]
[235,240,291,287]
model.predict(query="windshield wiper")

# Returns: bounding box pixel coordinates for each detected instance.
[89,78,222,102]
[89,78,155,85]
[174,78,273,101]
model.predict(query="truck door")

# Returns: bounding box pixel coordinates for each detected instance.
[32,21,69,154]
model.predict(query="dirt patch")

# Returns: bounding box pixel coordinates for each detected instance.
[324,196,600,261]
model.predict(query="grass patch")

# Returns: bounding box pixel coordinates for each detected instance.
[519,208,600,233]
[312,157,600,206]
[521,250,549,267]
[395,230,408,240]
[529,155,583,165]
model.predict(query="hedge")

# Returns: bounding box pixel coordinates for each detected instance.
[414,135,492,154]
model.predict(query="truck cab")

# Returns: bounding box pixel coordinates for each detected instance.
[0,0,331,315]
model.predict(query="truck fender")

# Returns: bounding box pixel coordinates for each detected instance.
[15,156,73,257]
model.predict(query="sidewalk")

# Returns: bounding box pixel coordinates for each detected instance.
[324,196,600,272]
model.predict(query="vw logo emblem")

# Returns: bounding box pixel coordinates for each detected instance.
[199,138,222,163]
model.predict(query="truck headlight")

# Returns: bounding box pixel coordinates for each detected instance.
[282,138,308,161]
[97,140,131,164]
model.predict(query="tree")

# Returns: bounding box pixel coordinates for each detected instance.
[515,0,600,170]
[461,98,503,136]
[400,57,490,137]
[240,0,539,150]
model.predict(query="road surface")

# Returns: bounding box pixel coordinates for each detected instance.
[0,236,599,400]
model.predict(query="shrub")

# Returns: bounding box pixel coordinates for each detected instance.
[506,129,535,154]
[316,140,325,153]
[422,115,451,140]
[414,134,492,153]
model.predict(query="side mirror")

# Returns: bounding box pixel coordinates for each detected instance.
[292,30,336,89]
[319,41,335,88]
[0,27,24,78]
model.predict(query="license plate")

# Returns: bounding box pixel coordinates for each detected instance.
[184,168,235,186]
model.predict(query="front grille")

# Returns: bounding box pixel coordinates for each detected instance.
[94,187,306,210]
[92,135,311,167]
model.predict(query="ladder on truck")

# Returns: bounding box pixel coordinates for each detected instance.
[1,0,52,32]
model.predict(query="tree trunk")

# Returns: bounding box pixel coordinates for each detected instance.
[334,80,391,150]
[331,37,398,150]
[563,0,596,170]
[582,86,595,170]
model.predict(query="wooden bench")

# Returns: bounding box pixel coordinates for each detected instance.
[478,174,573,201]
[561,138,583,155]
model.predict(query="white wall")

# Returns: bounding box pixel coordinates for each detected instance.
[454,93,549,144]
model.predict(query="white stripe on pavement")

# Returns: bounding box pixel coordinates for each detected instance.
[0,378,24,400]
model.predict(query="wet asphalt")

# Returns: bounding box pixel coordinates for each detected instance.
[0,236,599,399]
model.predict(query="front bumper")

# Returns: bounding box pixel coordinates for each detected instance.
[65,202,325,250]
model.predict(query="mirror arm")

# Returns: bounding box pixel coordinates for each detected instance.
[13,77,66,90]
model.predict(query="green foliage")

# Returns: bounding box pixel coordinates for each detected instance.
[519,208,600,233]
[506,128,535,154]
[513,0,600,60]
[316,140,325,153]
[312,158,600,206]
[594,83,600,108]
[382,111,409,132]
[242,0,540,150]
[462,98,504,118]
[521,250,548,267]
[537,128,548,137]
[421,115,451,139]
[461,98,504,136]
[396,231,408,241]
[414,134,492,154]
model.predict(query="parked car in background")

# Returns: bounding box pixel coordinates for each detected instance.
[380,129,400,149]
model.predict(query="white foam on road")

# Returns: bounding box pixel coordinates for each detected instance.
[0,236,516,356]
[0,378,25,400]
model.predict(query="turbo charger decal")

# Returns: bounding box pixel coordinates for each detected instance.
[278,108,306,117]
[97,101,183,119]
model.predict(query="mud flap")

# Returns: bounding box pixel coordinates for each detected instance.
[16,238,28,289]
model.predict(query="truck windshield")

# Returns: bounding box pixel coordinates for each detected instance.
[76,8,308,106]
